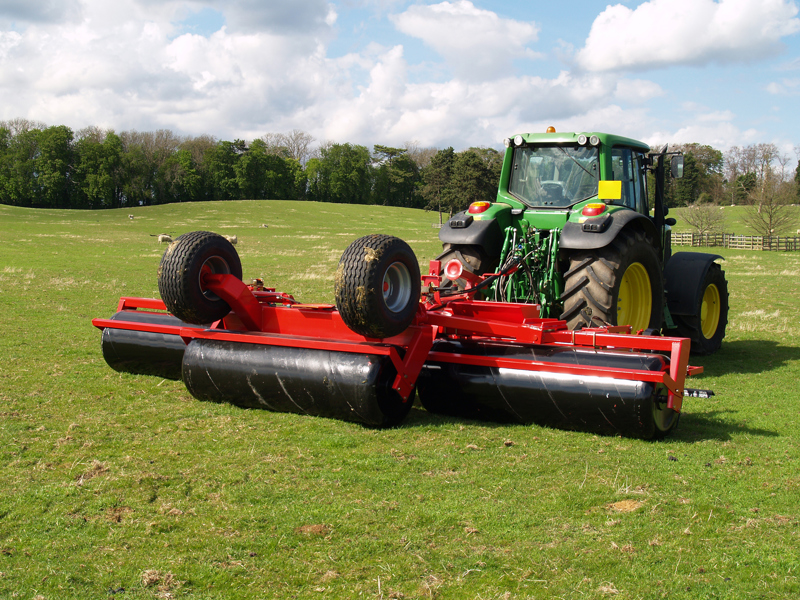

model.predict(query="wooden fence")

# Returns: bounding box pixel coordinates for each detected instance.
[672,232,800,251]
[430,226,800,251]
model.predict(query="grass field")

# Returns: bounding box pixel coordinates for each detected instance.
[670,205,800,236]
[0,200,798,600]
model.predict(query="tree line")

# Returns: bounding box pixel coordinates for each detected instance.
[1,118,798,234]
[0,118,501,214]
[663,142,800,236]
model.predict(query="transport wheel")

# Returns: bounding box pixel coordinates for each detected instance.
[669,263,728,355]
[560,229,664,332]
[650,392,680,439]
[158,231,242,325]
[335,234,421,338]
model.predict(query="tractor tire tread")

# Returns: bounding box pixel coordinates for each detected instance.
[559,228,664,331]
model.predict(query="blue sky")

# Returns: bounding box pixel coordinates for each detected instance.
[1,0,799,157]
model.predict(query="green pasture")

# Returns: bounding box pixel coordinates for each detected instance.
[670,204,800,236]
[0,201,798,599]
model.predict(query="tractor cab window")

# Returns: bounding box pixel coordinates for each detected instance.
[509,145,599,208]
[611,147,648,214]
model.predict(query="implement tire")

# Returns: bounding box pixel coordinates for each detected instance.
[335,235,420,339]
[560,228,664,332]
[668,262,728,355]
[158,231,242,325]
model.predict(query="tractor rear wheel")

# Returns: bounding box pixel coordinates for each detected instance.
[668,262,728,355]
[560,229,664,332]
[335,235,421,338]
[158,231,242,325]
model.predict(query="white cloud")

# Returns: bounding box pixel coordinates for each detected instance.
[315,62,647,149]
[577,0,800,72]
[1,0,798,153]
[203,0,336,34]
[0,0,340,137]
[766,78,800,94]
[647,122,763,151]
[390,1,541,81]
[614,79,665,103]
[0,0,82,25]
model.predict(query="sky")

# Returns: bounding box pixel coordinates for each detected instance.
[1,0,800,156]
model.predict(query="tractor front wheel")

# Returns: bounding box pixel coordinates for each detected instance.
[158,231,242,325]
[335,235,421,339]
[560,229,664,332]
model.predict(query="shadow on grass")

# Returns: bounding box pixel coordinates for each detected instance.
[402,406,780,443]
[670,409,779,443]
[693,339,800,376]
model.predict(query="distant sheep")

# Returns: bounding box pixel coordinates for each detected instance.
[260,224,269,228]
[223,234,238,245]
[157,234,173,243]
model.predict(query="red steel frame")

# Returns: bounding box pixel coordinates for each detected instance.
[93,267,702,413]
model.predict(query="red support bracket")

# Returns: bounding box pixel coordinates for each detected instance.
[387,324,438,401]
[202,273,263,331]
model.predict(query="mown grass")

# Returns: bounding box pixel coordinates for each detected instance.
[0,200,798,600]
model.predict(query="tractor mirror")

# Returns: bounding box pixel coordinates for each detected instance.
[670,156,684,179]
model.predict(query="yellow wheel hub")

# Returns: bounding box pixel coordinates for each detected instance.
[700,284,721,339]
[617,262,652,332]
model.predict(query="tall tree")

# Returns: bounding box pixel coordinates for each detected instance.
[119,129,182,205]
[795,156,800,200]
[420,147,455,212]
[682,203,726,235]
[741,150,798,237]
[467,146,503,186]
[282,129,315,164]
[372,145,420,207]
[0,128,39,205]
[306,143,372,204]
[667,144,724,206]
[205,140,246,200]
[404,141,438,171]
[74,130,124,208]
[160,148,202,203]
[0,118,46,137]
[261,130,315,164]
[36,125,74,207]
[442,149,496,214]
[235,139,271,199]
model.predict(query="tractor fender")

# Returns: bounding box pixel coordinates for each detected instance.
[559,211,657,250]
[439,212,504,257]
[664,252,723,316]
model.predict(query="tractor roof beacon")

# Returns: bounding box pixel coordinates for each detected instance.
[437,129,728,355]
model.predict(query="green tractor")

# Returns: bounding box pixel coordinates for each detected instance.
[437,129,728,355]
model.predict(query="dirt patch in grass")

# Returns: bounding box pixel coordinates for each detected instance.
[296,524,331,536]
[106,506,133,523]
[607,500,644,513]
[75,460,108,485]
[141,569,180,592]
